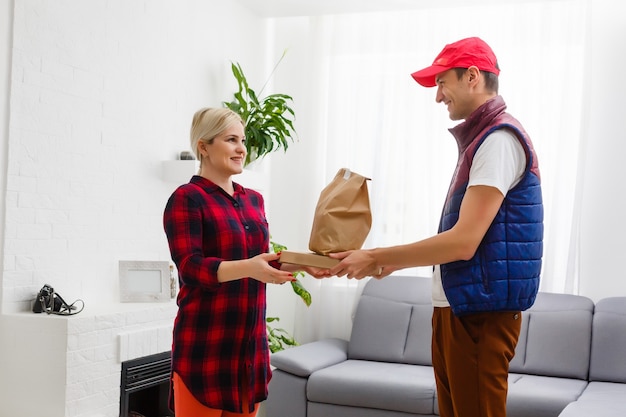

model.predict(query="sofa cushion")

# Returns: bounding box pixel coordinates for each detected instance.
[589,297,626,383]
[506,373,588,417]
[509,292,593,380]
[307,359,436,415]
[308,402,435,417]
[360,275,433,304]
[558,381,626,417]
[270,338,348,377]
[348,295,412,362]
[403,304,433,365]
[559,382,626,417]
[349,276,433,364]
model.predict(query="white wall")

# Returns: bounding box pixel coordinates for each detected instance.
[0,1,280,415]
[1,0,13,310]
[0,0,269,313]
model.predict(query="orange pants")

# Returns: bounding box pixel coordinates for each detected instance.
[432,307,521,417]
[172,372,259,417]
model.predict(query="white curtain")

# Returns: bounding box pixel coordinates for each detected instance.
[292,0,589,344]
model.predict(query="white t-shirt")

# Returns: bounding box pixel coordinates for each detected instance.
[431,129,527,307]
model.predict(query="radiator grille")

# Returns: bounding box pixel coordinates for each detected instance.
[121,351,171,393]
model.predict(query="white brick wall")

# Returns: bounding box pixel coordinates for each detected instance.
[65,303,177,417]
[1,0,268,416]
[0,303,177,417]
[2,0,267,313]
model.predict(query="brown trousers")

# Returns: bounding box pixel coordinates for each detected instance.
[432,307,521,417]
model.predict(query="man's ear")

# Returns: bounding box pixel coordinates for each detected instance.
[467,66,480,84]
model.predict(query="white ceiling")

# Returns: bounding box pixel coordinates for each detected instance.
[234,0,426,17]
[234,0,544,17]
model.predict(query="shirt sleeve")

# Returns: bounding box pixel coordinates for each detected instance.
[468,129,526,196]
[163,188,222,291]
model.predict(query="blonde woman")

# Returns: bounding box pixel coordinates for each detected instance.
[164,107,311,416]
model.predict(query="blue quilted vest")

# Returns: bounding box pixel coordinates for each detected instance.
[439,96,543,316]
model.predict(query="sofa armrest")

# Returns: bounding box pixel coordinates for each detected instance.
[270,337,348,377]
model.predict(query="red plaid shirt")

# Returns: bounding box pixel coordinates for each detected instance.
[163,175,272,413]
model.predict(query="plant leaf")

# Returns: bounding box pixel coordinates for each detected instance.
[291,279,312,306]
[225,59,297,165]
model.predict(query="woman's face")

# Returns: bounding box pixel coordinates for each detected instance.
[202,122,247,176]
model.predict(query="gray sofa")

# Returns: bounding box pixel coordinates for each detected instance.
[266,275,626,417]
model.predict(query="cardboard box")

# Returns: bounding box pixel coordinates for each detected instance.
[279,251,340,269]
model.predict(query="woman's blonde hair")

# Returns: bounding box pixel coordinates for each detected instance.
[190,107,244,170]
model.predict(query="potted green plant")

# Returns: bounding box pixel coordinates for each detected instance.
[223,51,297,166]
[266,241,311,353]
[223,54,309,352]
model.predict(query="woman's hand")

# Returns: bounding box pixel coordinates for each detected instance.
[250,253,296,284]
[217,252,295,284]
[301,265,333,278]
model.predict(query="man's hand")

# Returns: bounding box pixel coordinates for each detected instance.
[328,250,379,279]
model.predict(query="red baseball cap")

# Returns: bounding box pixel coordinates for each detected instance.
[411,37,500,87]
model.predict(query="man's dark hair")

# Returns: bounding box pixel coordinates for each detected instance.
[453,67,499,93]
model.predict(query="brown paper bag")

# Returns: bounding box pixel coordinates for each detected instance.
[309,168,372,255]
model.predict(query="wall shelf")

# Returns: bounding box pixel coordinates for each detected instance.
[161,160,198,183]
